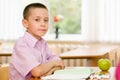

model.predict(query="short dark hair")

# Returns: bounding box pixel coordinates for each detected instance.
[23,3,47,19]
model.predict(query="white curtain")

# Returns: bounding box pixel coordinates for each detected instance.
[82,0,120,42]
[100,0,120,42]
[0,0,24,40]
[0,0,49,40]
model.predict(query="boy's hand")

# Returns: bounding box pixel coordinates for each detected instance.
[52,60,65,69]
[45,66,61,76]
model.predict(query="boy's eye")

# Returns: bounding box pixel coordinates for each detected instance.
[44,19,49,22]
[35,19,40,21]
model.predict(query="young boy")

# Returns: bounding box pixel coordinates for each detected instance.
[9,3,65,80]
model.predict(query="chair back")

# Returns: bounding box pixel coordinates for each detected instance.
[0,66,9,80]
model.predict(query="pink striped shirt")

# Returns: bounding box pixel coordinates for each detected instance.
[10,32,60,80]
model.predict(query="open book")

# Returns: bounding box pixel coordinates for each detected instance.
[41,67,93,80]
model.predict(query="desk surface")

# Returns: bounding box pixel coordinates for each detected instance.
[59,45,118,66]
[60,45,118,59]
[0,48,12,56]
[41,67,116,80]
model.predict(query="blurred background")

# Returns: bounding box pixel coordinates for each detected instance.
[0,1,119,80]
[0,0,120,42]
[0,0,120,67]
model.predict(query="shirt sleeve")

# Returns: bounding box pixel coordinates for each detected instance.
[12,41,40,78]
[44,42,61,62]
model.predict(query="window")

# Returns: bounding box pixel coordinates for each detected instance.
[49,0,81,34]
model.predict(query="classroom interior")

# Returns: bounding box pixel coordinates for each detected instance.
[0,0,120,80]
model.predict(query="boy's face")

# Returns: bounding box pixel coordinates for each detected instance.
[22,8,49,40]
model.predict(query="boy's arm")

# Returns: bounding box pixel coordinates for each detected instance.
[30,60,65,77]
[45,66,62,76]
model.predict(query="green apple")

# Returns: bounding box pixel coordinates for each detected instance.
[98,59,111,71]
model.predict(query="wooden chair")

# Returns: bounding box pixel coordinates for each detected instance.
[0,64,40,80]
[0,66,9,80]
[108,47,120,67]
[115,48,120,65]
[108,49,116,66]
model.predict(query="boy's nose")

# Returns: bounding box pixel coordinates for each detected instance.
[41,21,45,27]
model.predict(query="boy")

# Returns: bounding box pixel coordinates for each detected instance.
[10,3,65,80]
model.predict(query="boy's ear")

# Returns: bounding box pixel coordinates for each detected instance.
[22,19,28,28]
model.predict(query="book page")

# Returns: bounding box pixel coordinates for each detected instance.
[41,67,93,80]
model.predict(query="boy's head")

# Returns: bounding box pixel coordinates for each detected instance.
[23,3,48,20]
[22,3,49,39]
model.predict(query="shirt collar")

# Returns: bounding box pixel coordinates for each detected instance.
[23,32,38,48]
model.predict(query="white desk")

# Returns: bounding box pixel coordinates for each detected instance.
[0,48,12,64]
[59,45,118,66]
